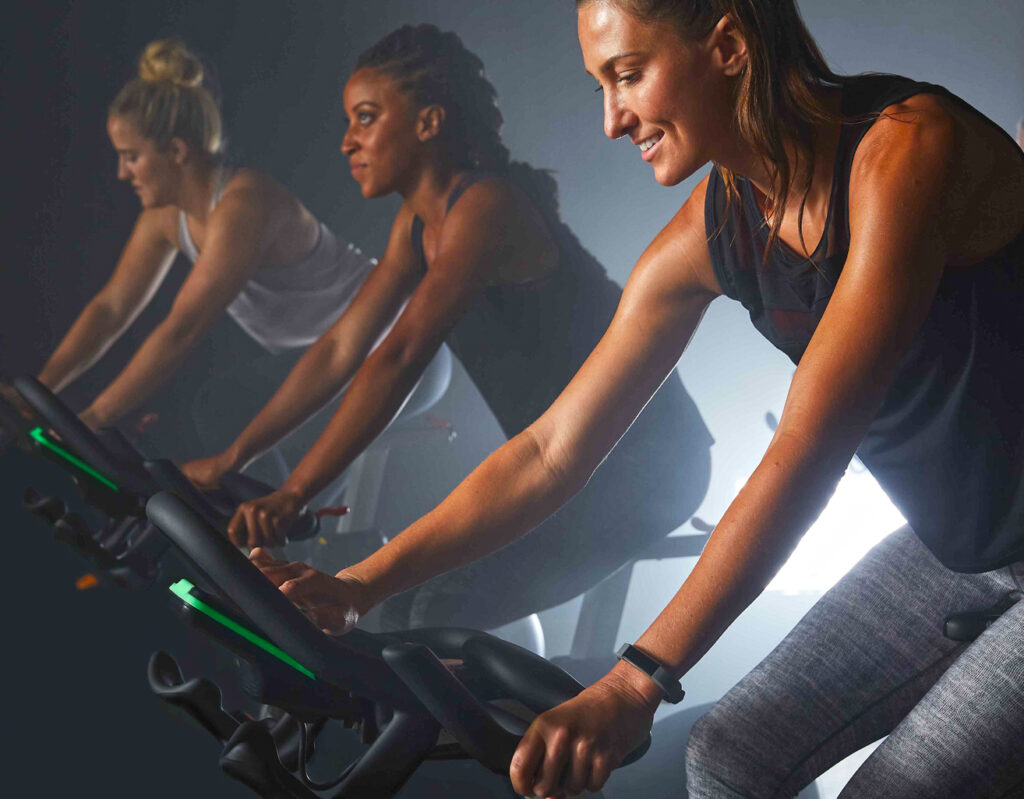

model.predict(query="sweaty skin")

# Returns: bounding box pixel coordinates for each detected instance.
[249,10,1022,797]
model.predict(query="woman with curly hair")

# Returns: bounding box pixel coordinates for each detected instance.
[227,23,712,634]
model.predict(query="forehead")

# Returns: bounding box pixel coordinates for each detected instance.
[578,2,676,73]
[107,114,145,146]
[344,67,406,108]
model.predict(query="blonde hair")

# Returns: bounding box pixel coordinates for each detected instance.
[109,39,223,159]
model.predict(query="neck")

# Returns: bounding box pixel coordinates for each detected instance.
[714,87,842,224]
[399,158,467,229]
[177,159,220,221]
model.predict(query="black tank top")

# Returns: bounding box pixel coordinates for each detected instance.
[706,75,1024,572]
[412,172,712,466]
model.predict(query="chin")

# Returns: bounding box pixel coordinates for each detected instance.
[653,154,702,187]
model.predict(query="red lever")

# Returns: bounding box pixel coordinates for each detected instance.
[315,505,349,518]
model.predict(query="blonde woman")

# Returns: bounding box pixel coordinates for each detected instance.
[3,39,380,459]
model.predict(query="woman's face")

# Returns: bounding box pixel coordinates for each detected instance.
[341,67,425,198]
[578,1,735,186]
[106,115,180,208]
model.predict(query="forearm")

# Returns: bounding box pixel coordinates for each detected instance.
[632,435,847,680]
[85,322,200,426]
[344,427,582,609]
[38,302,126,393]
[281,344,442,501]
[227,336,366,467]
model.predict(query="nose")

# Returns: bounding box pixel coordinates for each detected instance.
[341,128,358,157]
[603,90,638,140]
[117,158,131,182]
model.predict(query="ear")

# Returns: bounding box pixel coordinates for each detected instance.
[416,104,446,143]
[168,137,191,165]
[706,14,748,77]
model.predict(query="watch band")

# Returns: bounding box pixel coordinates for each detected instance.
[615,643,685,704]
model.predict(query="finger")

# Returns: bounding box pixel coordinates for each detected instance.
[532,728,570,799]
[586,754,612,794]
[248,547,275,567]
[227,506,246,546]
[240,505,261,548]
[279,573,317,605]
[256,561,309,588]
[509,726,546,796]
[257,507,278,547]
[564,739,592,796]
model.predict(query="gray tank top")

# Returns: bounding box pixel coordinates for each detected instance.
[177,168,374,353]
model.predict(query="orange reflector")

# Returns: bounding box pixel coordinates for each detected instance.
[75,573,100,591]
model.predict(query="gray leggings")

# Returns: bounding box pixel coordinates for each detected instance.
[686,527,1024,798]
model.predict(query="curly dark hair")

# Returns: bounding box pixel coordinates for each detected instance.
[355,24,561,221]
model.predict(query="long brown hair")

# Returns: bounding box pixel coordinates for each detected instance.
[578,0,845,261]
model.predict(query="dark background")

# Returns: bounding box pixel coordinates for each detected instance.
[1,1,1020,796]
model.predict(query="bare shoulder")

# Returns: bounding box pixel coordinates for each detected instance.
[136,205,179,246]
[219,167,282,207]
[446,175,522,223]
[632,173,720,297]
[853,93,1024,258]
[852,95,958,184]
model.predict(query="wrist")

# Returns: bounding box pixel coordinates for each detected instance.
[334,568,378,617]
[223,442,249,471]
[606,659,665,714]
[279,479,312,505]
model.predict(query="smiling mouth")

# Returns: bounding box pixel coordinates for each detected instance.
[638,132,663,157]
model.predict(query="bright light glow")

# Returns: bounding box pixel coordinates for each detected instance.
[768,461,906,595]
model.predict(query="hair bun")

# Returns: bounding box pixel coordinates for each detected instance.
[138,38,204,88]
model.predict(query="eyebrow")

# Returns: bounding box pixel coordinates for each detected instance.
[350,100,380,112]
[597,50,643,74]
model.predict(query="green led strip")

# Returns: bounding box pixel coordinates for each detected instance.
[169,579,315,680]
[29,427,119,492]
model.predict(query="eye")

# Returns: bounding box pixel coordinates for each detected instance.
[617,72,641,86]
[357,111,375,125]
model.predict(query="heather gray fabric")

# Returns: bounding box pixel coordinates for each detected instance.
[686,527,1024,798]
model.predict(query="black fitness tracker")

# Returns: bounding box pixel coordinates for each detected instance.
[615,643,685,705]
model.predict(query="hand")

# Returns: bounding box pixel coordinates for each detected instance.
[227,488,305,547]
[182,452,236,491]
[250,548,368,635]
[0,381,33,420]
[509,663,660,798]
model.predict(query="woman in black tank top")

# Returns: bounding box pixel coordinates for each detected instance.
[231,24,711,629]
[256,8,1021,795]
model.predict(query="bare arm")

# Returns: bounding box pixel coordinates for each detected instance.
[38,209,177,394]
[82,187,275,428]
[212,205,423,473]
[508,102,969,799]
[343,178,720,612]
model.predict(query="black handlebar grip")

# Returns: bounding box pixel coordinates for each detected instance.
[146,492,418,710]
[12,376,150,494]
[382,641,522,773]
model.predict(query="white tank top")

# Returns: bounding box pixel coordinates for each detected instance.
[177,168,375,353]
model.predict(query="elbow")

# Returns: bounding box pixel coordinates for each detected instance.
[523,427,590,505]
[156,316,206,352]
[372,334,438,380]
